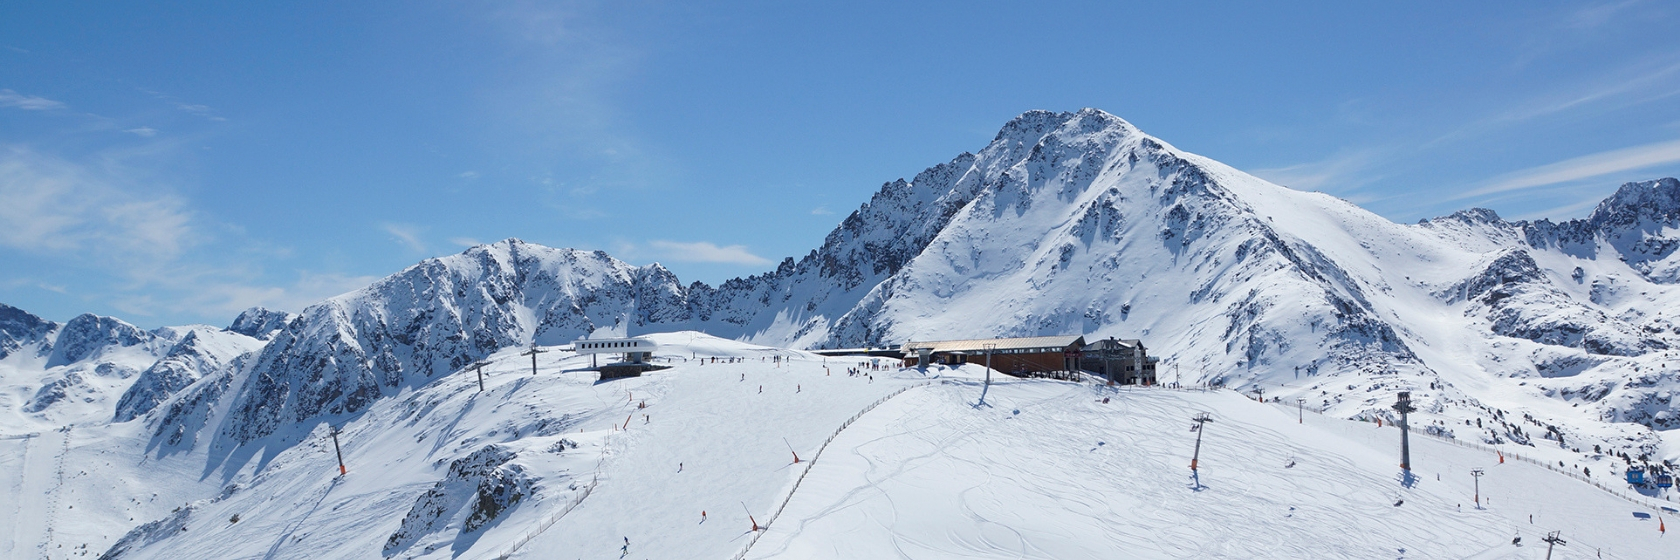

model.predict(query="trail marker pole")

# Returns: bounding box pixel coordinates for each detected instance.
[1542,531,1565,560]
[468,361,491,393]
[1190,413,1213,471]
[521,345,547,376]
[1297,398,1304,424]
[1471,468,1484,508]
[329,427,347,476]
[783,437,800,464]
[741,501,761,531]
[1393,392,1416,471]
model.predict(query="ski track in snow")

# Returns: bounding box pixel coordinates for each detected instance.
[744,382,1673,559]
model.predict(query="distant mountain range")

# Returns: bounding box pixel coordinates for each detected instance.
[4,108,1676,475]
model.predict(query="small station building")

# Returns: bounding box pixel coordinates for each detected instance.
[570,337,663,379]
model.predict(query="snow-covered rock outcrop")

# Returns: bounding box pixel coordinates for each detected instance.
[0,303,56,361]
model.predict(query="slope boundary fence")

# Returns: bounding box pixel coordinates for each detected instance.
[730,380,938,560]
[1258,398,1678,510]
[486,439,611,560]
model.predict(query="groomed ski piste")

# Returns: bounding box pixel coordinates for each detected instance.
[2,332,1674,559]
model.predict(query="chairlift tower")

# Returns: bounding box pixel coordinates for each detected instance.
[1392,391,1416,471]
[1190,413,1214,471]
[1470,468,1484,508]
[1541,531,1566,560]
[329,426,347,476]
[520,345,548,376]
[467,361,492,393]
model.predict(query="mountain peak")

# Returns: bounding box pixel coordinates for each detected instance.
[1589,177,1680,227]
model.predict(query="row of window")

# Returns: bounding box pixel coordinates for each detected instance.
[579,341,648,349]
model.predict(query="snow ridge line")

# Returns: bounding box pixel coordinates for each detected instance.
[731,379,937,560]
[1261,399,1678,509]
[485,437,611,560]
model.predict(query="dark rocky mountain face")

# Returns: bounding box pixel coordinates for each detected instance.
[225,307,294,340]
[45,314,154,368]
[0,302,56,360]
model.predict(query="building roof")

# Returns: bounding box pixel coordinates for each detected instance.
[1084,337,1142,350]
[902,335,1085,354]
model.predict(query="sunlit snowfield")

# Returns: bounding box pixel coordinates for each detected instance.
[2,333,1672,559]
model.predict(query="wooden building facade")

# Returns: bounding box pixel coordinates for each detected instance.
[900,334,1156,384]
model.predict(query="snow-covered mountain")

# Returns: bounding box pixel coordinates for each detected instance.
[2,108,1678,559]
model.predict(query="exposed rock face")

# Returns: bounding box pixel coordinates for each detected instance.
[384,445,532,556]
[113,330,259,423]
[45,314,155,368]
[1524,177,1680,282]
[225,307,294,341]
[0,303,56,360]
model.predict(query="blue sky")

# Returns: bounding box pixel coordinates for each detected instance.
[4,1,1680,328]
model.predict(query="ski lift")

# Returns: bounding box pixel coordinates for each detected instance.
[1658,472,1674,489]
[1627,466,1646,485]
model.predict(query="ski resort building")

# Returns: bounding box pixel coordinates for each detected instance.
[572,337,659,364]
[1077,337,1157,385]
[900,335,1156,384]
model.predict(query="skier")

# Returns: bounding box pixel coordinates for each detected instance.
[702,510,707,523]
[678,462,683,472]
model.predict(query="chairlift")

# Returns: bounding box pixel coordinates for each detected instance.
[1626,466,1646,485]
[1658,472,1674,489]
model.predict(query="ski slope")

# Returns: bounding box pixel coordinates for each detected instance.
[744,382,1674,559]
[7,333,1672,559]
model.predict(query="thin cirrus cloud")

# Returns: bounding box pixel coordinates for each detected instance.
[1457,137,1680,201]
[0,146,192,260]
[647,240,771,265]
[0,145,382,320]
[0,89,65,110]
[381,222,428,253]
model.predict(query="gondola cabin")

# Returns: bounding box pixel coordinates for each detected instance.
[1659,472,1675,489]
[1626,466,1646,485]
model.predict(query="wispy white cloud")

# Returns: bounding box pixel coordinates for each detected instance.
[381,222,428,253]
[1563,0,1643,30]
[646,240,771,265]
[810,206,833,215]
[0,89,65,110]
[173,101,225,121]
[458,170,480,180]
[1249,150,1384,192]
[1509,194,1608,222]
[449,237,484,248]
[0,146,193,261]
[1457,137,1680,200]
[0,144,386,321]
[109,270,381,319]
[124,127,158,137]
